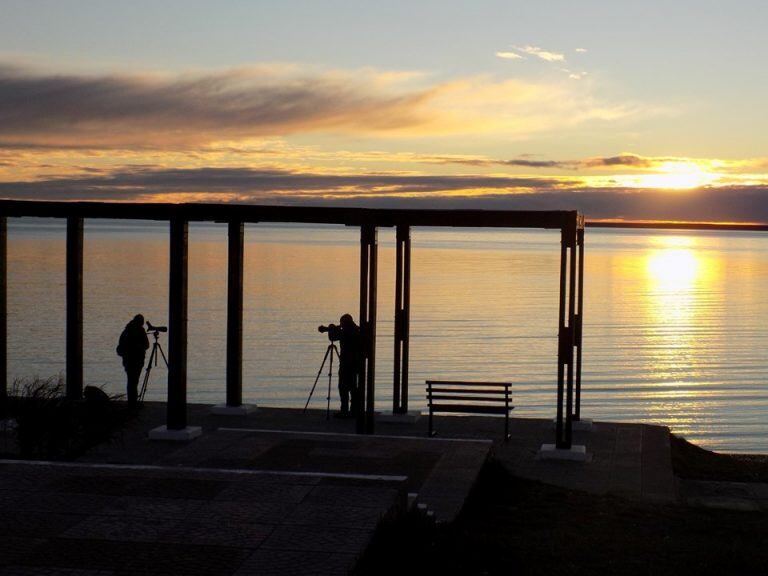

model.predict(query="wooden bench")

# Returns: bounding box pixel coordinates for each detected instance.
[426,380,514,440]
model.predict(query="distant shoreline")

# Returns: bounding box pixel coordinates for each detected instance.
[588,220,768,232]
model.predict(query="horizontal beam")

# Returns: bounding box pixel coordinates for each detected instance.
[0,200,580,230]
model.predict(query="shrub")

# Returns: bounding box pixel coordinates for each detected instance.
[7,376,131,460]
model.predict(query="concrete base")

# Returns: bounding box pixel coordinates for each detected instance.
[148,425,203,441]
[537,443,591,462]
[551,417,594,432]
[377,410,421,424]
[210,403,258,416]
[572,418,594,431]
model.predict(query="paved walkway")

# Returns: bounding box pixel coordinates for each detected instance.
[79,403,678,504]
[80,405,493,522]
[0,461,404,576]
[1,403,682,574]
[79,403,679,502]
[497,420,678,502]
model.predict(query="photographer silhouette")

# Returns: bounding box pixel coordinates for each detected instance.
[116,314,149,406]
[319,314,361,418]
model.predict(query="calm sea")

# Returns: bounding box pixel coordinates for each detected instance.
[7,219,768,453]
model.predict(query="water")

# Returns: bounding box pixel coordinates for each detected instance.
[7,219,768,453]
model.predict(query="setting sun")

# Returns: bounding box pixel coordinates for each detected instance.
[615,161,718,190]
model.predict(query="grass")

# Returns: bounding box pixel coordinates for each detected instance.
[671,433,768,482]
[357,458,768,576]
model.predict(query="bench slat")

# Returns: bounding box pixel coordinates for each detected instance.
[428,394,510,403]
[427,380,511,388]
[430,404,512,415]
[427,387,510,395]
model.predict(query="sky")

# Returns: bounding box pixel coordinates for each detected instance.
[1,0,768,222]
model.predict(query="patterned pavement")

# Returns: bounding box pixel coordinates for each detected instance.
[0,462,404,576]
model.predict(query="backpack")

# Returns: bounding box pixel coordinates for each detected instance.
[116,328,127,357]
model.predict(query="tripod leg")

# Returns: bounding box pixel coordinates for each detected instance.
[157,342,169,368]
[326,346,334,419]
[139,344,157,403]
[304,345,332,413]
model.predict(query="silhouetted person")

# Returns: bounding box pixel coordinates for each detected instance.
[326,313,361,418]
[116,314,149,406]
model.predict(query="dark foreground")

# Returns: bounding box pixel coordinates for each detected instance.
[358,453,768,576]
[2,403,767,575]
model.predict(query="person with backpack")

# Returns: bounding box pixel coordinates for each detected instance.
[116,314,149,406]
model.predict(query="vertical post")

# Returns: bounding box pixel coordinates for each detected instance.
[357,224,378,434]
[555,229,568,448]
[574,228,585,421]
[226,220,244,407]
[393,224,411,414]
[564,227,577,448]
[554,219,578,449]
[66,216,83,400]
[0,217,6,415]
[167,217,188,430]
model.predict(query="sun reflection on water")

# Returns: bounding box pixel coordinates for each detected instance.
[647,248,699,293]
[640,235,722,426]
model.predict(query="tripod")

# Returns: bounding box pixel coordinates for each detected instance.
[303,342,340,419]
[139,330,169,403]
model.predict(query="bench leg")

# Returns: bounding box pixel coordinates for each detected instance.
[428,408,434,437]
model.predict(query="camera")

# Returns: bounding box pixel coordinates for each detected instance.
[146,322,168,333]
[318,324,340,342]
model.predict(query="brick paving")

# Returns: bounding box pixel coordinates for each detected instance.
[0,403,683,574]
[0,462,403,576]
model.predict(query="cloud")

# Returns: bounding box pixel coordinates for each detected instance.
[425,153,671,171]
[0,166,576,202]
[0,63,436,147]
[426,156,572,169]
[515,45,566,62]
[0,62,650,151]
[495,51,524,60]
[0,62,647,148]
[0,165,766,223]
[575,48,588,53]
[320,188,768,224]
[581,154,657,168]
[502,46,587,79]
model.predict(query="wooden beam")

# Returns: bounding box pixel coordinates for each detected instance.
[555,230,568,449]
[66,216,83,400]
[565,233,578,448]
[0,217,6,414]
[357,224,378,434]
[226,220,244,407]
[0,200,580,230]
[167,217,188,430]
[0,200,606,447]
[574,228,585,421]
[393,225,411,414]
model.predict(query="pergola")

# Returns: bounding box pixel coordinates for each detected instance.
[0,200,585,449]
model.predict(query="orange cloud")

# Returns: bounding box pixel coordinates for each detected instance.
[0,63,648,148]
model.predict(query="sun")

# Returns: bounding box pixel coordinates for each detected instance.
[614,161,717,190]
